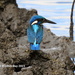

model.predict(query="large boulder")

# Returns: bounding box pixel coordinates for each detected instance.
[1,4,37,37]
[0,0,74,75]
[1,47,74,75]
[0,0,37,50]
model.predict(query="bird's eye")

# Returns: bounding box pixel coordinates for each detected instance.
[31,20,38,25]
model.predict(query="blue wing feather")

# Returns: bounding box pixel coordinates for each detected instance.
[36,26,43,43]
[27,26,35,43]
[27,25,43,44]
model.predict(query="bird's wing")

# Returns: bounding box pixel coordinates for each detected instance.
[27,26,35,43]
[36,26,43,43]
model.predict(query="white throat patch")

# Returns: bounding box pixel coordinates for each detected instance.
[31,20,38,25]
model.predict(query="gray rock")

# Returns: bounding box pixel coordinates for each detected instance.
[0,0,74,75]
[2,47,74,75]
[1,4,37,37]
[0,0,17,9]
[0,62,5,75]
[18,66,33,75]
[16,28,74,75]
[0,29,17,49]
[0,21,6,36]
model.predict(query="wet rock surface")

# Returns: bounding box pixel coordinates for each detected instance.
[0,0,74,75]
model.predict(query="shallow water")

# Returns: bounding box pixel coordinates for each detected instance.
[17,0,75,40]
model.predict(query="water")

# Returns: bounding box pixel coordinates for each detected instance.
[16,0,75,40]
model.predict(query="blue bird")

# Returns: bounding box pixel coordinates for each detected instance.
[27,15,56,50]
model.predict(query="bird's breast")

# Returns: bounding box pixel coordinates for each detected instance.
[32,25,39,33]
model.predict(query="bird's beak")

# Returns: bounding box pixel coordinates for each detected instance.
[44,19,56,24]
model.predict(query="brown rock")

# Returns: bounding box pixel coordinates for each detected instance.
[1,4,37,37]
[0,29,17,49]
[0,0,74,75]
[0,62,5,75]
[0,0,17,9]
[4,48,74,75]
[0,21,6,36]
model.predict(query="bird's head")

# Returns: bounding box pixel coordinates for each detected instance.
[30,15,56,25]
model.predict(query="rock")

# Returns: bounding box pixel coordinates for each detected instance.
[0,21,6,36]
[41,28,75,58]
[0,0,17,9]
[0,29,17,49]
[18,66,33,75]
[29,49,74,75]
[41,28,71,49]
[2,48,74,75]
[7,46,30,64]
[0,62,5,75]
[0,0,74,75]
[1,4,37,37]
[15,28,75,74]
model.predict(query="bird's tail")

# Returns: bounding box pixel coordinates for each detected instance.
[30,43,40,50]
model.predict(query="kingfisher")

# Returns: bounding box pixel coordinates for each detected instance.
[27,15,56,50]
